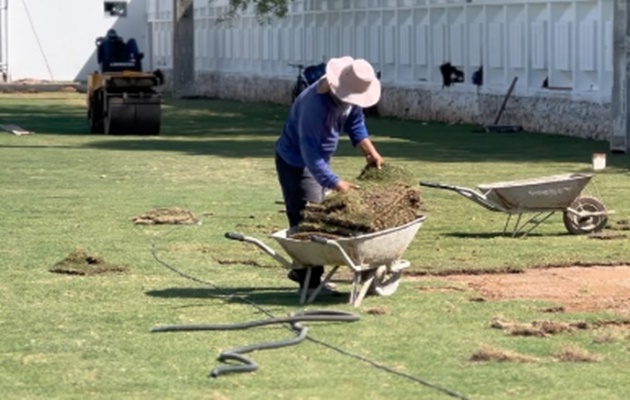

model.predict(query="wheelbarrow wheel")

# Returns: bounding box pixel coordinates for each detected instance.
[367,265,402,297]
[563,196,608,235]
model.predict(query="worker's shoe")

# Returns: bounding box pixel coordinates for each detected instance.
[287,269,302,284]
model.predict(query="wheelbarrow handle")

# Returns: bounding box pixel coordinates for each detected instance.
[224,232,245,241]
[419,181,506,213]
[223,231,292,269]
[419,181,460,191]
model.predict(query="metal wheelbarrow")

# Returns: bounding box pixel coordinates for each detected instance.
[224,216,426,307]
[420,173,610,237]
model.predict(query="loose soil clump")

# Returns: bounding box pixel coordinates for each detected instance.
[49,248,127,276]
[131,207,198,225]
[291,164,424,239]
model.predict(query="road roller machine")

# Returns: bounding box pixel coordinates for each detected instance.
[87,29,163,135]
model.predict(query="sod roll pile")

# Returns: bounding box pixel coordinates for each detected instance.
[291,163,424,239]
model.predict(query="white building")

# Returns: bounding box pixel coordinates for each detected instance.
[1,0,149,82]
[1,0,618,138]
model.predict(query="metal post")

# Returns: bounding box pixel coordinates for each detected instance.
[611,0,630,153]
[0,0,8,82]
[172,0,195,98]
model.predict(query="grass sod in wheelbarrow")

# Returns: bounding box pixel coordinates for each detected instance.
[291,164,425,240]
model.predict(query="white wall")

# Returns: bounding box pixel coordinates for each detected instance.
[149,0,614,102]
[0,0,7,77]
[8,0,149,82]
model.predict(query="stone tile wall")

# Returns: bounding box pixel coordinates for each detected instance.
[161,70,611,140]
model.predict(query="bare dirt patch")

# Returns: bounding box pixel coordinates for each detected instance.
[414,266,630,316]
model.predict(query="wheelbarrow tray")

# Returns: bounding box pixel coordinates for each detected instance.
[225,216,427,306]
[476,173,592,212]
[270,216,426,271]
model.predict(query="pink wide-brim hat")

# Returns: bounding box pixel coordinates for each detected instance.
[325,56,381,108]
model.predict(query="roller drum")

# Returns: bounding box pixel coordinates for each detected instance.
[105,96,161,135]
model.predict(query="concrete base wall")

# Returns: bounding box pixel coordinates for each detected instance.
[163,70,612,140]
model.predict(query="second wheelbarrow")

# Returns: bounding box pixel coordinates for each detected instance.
[225,216,426,307]
[420,173,610,237]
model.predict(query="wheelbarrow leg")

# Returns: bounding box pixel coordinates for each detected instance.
[352,269,377,308]
[511,213,524,237]
[517,211,555,238]
[306,266,340,304]
[349,272,363,306]
[310,235,388,307]
[299,268,313,305]
[503,214,513,235]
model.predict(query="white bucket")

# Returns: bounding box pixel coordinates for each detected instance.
[592,153,606,171]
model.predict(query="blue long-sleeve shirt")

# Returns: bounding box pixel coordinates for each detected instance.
[275,81,370,189]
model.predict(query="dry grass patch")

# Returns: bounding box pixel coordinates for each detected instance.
[490,316,582,337]
[366,307,388,315]
[588,231,626,240]
[554,345,601,362]
[606,219,630,231]
[214,258,266,268]
[592,329,629,344]
[131,207,198,225]
[470,345,539,363]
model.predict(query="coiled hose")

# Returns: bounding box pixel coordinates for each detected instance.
[150,309,360,378]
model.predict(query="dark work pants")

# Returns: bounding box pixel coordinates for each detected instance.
[275,152,325,288]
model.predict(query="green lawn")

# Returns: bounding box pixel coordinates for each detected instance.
[1,92,630,400]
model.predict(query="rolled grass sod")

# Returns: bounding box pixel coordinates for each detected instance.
[293,163,424,239]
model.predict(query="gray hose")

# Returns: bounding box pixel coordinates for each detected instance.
[150,310,360,377]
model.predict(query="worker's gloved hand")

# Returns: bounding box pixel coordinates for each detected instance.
[335,180,360,193]
[366,152,384,169]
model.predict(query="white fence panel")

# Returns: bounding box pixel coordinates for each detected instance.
[148,0,173,69]
[149,0,614,99]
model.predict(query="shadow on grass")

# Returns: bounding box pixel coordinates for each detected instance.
[81,100,623,165]
[80,134,627,168]
[3,94,630,168]
[86,138,277,157]
[442,231,554,239]
[0,103,87,135]
[146,287,349,306]
[0,144,78,149]
[0,95,287,136]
